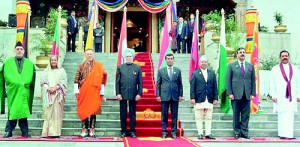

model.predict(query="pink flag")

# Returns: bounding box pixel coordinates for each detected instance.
[189,19,199,80]
[117,9,127,67]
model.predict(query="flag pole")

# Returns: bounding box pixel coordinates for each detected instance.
[196,9,199,52]
[27,6,31,58]
[58,6,61,55]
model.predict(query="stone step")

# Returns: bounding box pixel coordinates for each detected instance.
[183,129,300,137]
[0,127,120,137]
[180,120,300,129]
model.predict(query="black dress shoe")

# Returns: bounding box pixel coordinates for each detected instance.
[240,134,250,139]
[171,134,177,139]
[198,134,204,140]
[21,133,31,138]
[121,133,127,138]
[130,133,136,138]
[205,134,216,140]
[3,132,12,138]
[234,134,240,139]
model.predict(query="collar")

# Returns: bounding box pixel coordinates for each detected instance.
[200,68,207,72]
[167,66,173,69]
[238,60,244,65]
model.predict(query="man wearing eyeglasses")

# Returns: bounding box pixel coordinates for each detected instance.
[226,47,255,139]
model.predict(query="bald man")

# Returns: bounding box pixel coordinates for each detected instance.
[115,49,143,138]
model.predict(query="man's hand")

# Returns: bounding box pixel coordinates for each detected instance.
[272,98,277,103]
[184,36,187,40]
[297,98,300,102]
[117,94,122,101]
[250,95,255,100]
[68,32,71,35]
[156,97,161,102]
[75,93,79,98]
[190,99,195,105]
[229,94,234,100]
[213,100,218,105]
[135,95,141,101]
[179,96,183,102]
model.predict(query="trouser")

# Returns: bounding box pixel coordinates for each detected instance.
[194,108,213,135]
[186,32,193,53]
[83,40,87,51]
[5,118,29,134]
[120,100,136,134]
[95,43,102,52]
[177,36,186,53]
[278,111,294,138]
[81,115,96,130]
[231,92,250,136]
[67,33,76,52]
[161,99,179,135]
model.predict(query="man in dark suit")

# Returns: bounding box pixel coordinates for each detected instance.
[156,53,183,139]
[190,56,218,140]
[226,47,256,139]
[187,14,195,54]
[67,10,78,52]
[93,23,104,52]
[176,17,188,53]
[115,49,143,138]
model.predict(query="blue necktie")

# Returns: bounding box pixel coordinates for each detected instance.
[169,68,173,80]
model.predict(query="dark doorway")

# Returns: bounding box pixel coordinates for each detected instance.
[112,12,150,53]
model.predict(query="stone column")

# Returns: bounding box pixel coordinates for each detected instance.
[104,12,111,53]
[234,0,247,32]
[151,14,158,53]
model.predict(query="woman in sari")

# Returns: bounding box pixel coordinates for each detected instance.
[40,55,67,138]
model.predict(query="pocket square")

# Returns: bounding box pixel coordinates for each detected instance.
[248,68,253,72]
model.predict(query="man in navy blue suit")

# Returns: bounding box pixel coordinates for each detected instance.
[156,53,183,139]
[190,56,218,140]
[67,10,78,52]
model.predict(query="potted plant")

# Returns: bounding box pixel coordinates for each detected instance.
[32,34,52,68]
[202,10,221,42]
[43,8,68,38]
[274,11,287,32]
[0,20,7,28]
[259,25,269,32]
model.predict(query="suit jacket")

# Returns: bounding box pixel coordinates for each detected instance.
[176,23,188,39]
[93,27,104,43]
[115,63,143,100]
[156,66,183,101]
[226,61,256,100]
[190,69,218,103]
[67,16,78,34]
[188,20,195,33]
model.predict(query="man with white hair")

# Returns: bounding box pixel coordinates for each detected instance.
[190,56,218,140]
[270,50,300,139]
[116,49,143,138]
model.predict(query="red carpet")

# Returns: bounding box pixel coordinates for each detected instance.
[0,136,122,142]
[123,137,200,147]
[132,53,184,137]
[192,137,300,143]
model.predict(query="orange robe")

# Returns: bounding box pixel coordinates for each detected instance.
[75,61,107,120]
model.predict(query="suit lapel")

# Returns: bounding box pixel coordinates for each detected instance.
[164,67,171,81]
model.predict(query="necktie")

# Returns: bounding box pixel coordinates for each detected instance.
[169,68,173,80]
[241,63,245,76]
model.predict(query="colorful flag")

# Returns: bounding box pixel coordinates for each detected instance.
[51,17,60,56]
[188,19,199,80]
[218,9,230,113]
[85,6,95,50]
[170,0,177,23]
[247,9,260,114]
[158,3,172,69]
[88,0,99,29]
[117,8,127,66]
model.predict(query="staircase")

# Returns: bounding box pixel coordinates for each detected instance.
[1,52,300,137]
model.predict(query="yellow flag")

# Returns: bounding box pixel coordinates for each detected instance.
[85,8,94,50]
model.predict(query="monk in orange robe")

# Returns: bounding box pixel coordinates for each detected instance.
[74,49,107,138]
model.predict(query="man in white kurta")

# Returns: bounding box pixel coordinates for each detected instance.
[270,50,300,139]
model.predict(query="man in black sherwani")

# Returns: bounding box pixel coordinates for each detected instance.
[115,49,143,138]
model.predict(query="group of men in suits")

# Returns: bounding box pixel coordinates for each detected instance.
[116,48,256,140]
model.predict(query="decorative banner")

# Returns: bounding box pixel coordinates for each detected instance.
[245,9,257,54]
[117,7,127,66]
[246,9,260,114]
[16,0,30,44]
[138,0,170,13]
[96,0,128,12]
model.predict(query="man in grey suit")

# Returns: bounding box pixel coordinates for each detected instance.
[190,56,218,140]
[226,47,255,139]
[116,49,143,138]
[93,23,104,52]
[176,17,188,53]
[156,53,183,139]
